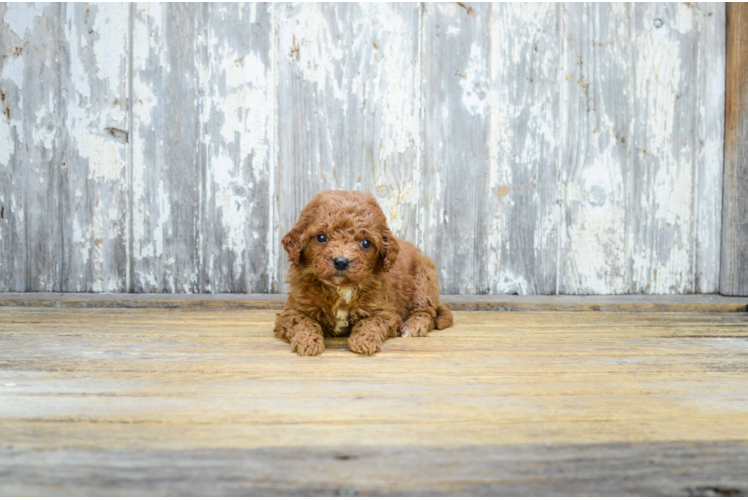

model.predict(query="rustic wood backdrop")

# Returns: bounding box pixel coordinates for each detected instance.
[0,3,726,295]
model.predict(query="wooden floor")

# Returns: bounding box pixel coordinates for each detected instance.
[1,306,748,495]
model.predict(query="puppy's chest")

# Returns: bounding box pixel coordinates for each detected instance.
[325,286,360,336]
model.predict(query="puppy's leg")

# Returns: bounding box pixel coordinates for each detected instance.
[400,312,434,338]
[348,314,401,355]
[275,309,326,356]
[400,255,441,337]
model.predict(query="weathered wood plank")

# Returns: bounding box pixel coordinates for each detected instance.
[420,2,489,294]
[558,3,633,294]
[0,307,747,497]
[198,4,274,294]
[722,3,748,296]
[695,3,725,293]
[1,441,747,496]
[276,3,421,289]
[60,3,130,292]
[629,4,701,294]
[1,309,747,446]
[0,3,731,296]
[480,4,560,294]
[130,3,201,292]
[0,4,63,291]
[0,292,745,312]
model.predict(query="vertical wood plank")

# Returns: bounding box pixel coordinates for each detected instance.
[421,2,490,294]
[482,3,560,294]
[276,3,421,290]
[694,3,725,293]
[558,3,633,294]
[199,3,274,293]
[60,3,130,292]
[721,3,748,296]
[630,3,702,294]
[130,3,201,293]
[0,3,63,291]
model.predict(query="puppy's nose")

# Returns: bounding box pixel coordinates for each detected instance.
[333,257,350,271]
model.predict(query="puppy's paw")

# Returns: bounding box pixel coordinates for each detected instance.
[291,333,325,356]
[400,315,432,337]
[348,333,382,356]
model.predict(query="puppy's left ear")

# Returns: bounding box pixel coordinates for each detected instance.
[282,219,307,266]
[380,227,400,272]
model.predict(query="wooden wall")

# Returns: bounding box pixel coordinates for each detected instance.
[0,3,727,295]
[722,3,748,296]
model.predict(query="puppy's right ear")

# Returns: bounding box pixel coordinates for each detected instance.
[282,220,307,266]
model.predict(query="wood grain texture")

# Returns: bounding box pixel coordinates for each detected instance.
[276,3,421,288]
[696,3,726,294]
[198,4,274,293]
[2,442,747,496]
[130,3,201,293]
[482,3,560,294]
[420,2,489,295]
[0,4,63,292]
[0,3,730,295]
[630,3,707,294]
[60,3,130,292]
[0,307,747,494]
[558,3,633,294]
[722,3,748,296]
[1,292,746,312]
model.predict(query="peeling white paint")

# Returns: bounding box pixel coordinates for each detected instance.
[91,4,128,89]
[632,4,694,293]
[0,3,727,295]
[459,42,489,116]
[3,3,46,38]
[2,54,25,85]
[0,114,13,166]
[281,4,345,99]
[672,3,695,34]
[209,155,247,255]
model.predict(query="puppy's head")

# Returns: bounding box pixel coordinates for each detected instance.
[282,190,399,286]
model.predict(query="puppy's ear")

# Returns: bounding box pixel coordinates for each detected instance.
[380,227,400,272]
[282,219,307,266]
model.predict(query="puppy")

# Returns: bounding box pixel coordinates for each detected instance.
[274,190,454,356]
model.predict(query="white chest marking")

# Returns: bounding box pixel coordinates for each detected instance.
[337,286,355,304]
[334,308,349,334]
[332,286,355,334]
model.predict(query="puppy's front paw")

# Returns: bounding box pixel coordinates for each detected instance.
[291,333,325,356]
[400,314,432,337]
[348,333,382,356]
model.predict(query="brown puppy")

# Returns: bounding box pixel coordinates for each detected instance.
[274,190,453,356]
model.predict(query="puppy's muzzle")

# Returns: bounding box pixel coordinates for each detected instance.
[333,257,350,271]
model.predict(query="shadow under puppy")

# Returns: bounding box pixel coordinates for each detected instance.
[275,190,454,356]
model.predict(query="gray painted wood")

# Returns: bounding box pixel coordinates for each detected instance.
[482,3,561,294]
[0,3,732,295]
[0,3,64,292]
[1,292,745,312]
[276,3,422,288]
[722,3,748,296]
[2,441,747,496]
[420,2,490,295]
[697,3,726,294]
[558,3,634,294]
[60,3,130,292]
[130,3,202,293]
[198,3,274,293]
[629,3,721,294]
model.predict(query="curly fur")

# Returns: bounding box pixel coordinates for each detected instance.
[275,190,454,356]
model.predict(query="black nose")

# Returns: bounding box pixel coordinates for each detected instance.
[333,257,350,271]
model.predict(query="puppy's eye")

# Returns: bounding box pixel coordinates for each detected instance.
[360,239,371,249]
[316,234,328,243]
